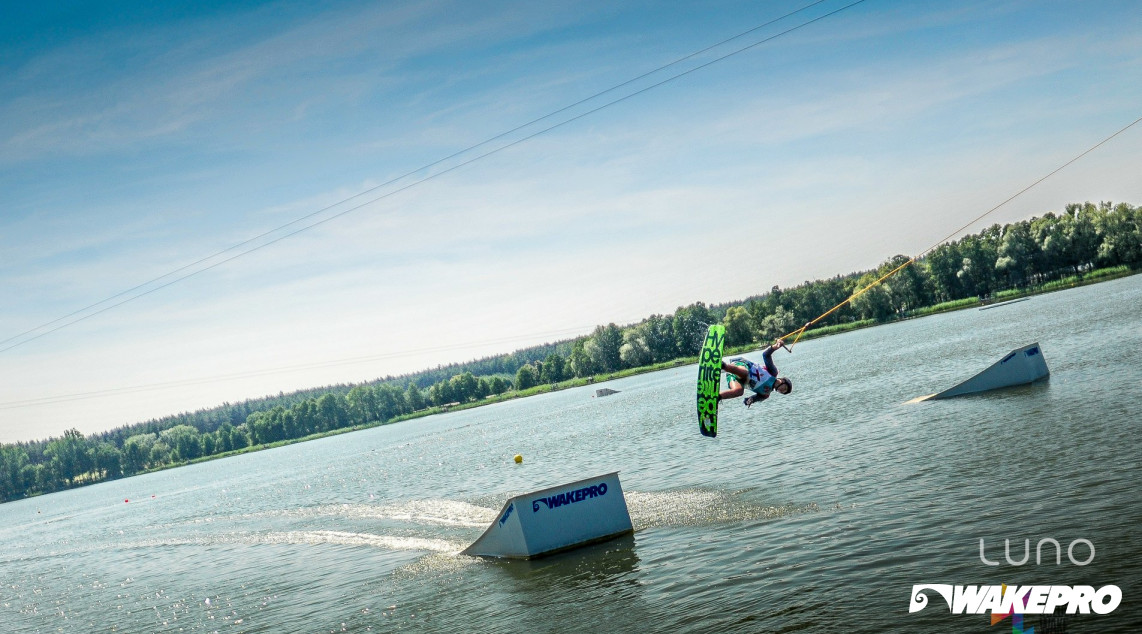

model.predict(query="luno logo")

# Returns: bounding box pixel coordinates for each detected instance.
[532,483,608,512]
[979,538,1094,566]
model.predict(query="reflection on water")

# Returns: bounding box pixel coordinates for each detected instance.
[120,530,465,553]
[490,534,640,581]
[1,275,1140,632]
[626,489,819,529]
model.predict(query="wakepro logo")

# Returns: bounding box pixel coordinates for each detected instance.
[909,584,1121,616]
[532,482,608,512]
[498,502,514,527]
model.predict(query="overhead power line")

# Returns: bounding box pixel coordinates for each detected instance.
[781,113,1142,347]
[1,0,865,355]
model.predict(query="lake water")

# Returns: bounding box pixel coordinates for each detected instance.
[3,275,1140,633]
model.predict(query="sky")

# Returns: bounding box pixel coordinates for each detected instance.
[1,0,1140,443]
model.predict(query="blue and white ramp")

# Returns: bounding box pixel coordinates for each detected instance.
[918,342,1050,401]
[461,472,633,559]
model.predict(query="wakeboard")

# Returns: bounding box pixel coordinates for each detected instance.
[696,324,725,437]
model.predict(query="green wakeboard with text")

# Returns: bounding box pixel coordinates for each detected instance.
[697,324,725,437]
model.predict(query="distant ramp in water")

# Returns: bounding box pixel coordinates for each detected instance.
[979,297,1031,311]
[916,342,1049,401]
[461,472,632,559]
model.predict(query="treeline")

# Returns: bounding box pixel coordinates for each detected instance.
[0,375,518,500]
[2,201,1139,502]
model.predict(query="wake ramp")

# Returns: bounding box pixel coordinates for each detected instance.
[461,472,633,559]
[916,342,1049,401]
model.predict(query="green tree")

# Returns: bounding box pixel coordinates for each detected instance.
[619,325,653,368]
[347,386,378,425]
[1062,202,1101,272]
[883,255,930,312]
[376,384,408,420]
[214,424,238,454]
[149,441,173,467]
[721,306,754,347]
[201,432,216,456]
[265,407,289,442]
[759,305,797,340]
[850,272,894,321]
[316,394,350,431]
[922,243,964,302]
[996,222,1040,287]
[25,463,50,495]
[515,364,539,390]
[231,425,251,450]
[161,425,203,462]
[293,400,318,436]
[569,339,597,378]
[489,376,509,395]
[0,446,30,502]
[45,429,91,487]
[587,324,624,372]
[450,372,479,403]
[672,303,712,355]
[281,407,301,439]
[123,433,157,474]
[92,443,122,480]
[247,411,274,445]
[539,353,566,384]
[406,382,426,411]
[1096,202,1142,265]
[475,377,491,400]
[643,314,677,362]
[429,380,452,406]
[955,230,999,298]
[1031,213,1066,279]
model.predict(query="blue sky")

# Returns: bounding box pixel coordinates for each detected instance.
[2,0,1140,442]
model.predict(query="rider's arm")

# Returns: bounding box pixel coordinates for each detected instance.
[761,339,783,377]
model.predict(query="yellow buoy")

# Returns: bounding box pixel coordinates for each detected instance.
[513,454,523,464]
